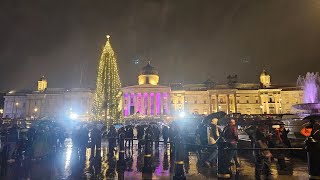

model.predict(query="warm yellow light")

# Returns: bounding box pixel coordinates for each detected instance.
[0,109,3,114]
[34,108,38,112]
[92,35,122,126]
[15,102,19,106]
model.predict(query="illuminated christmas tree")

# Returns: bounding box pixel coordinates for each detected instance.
[92,35,122,126]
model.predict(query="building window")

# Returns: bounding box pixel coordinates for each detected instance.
[125,100,127,104]
[246,100,249,104]
[178,100,181,104]
[204,100,207,104]
[256,100,259,103]
[237,100,240,103]
[171,100,173,104]
[195,100,197,104]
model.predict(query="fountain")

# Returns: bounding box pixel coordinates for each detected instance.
[293,72,320,113]
[293,72,320,178]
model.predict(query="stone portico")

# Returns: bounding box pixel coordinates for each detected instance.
[121,62,170,117]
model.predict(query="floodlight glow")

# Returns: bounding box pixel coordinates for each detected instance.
[69,112,79,120]
[179,111,186,118]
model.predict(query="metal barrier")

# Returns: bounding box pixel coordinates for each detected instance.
[107,136,319,180]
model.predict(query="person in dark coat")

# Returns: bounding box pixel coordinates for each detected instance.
[79,125,89,157]
[162,126,169,147]
[7,124,19,160]
[118,127,126,146]
[255,125,272,179]
[222,119,240,169]
[153,126,160,148]
[145,125,154,150]
[107,125,117,156]
[90,125,101,158]
[126,126,134,149]
[136,126,145,150]
[269,125,287,171]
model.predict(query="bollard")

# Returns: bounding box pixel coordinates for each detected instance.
[143,133,152,175]
[306,136,320,180]
[173,135,186,180]
[117,133,125,169]
[217,140,231,179]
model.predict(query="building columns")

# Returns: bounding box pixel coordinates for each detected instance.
[226,94,230,114]
[147,93,151,116]
[134,93,138,114]
[160,93,164,115]
[141,93,145,115]
[128,94,131,115]
[216,95,219,112]
[153,93,157,115]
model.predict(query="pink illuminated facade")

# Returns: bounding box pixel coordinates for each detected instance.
[122,85,170,116]
[122,62,170,117]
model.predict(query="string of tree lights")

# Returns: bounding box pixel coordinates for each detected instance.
[92,35,122,126]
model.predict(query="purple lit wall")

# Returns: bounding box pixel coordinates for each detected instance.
[124,93,129,116]
[150,93,154,115]
[303,72,320,103]
[144,93,148,115]
[156,93,161,115]
[137,93,142,113]
[163,92,168,115]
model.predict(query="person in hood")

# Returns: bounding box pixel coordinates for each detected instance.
[204,118,221,167]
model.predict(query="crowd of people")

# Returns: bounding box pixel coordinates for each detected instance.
[0,115,308,179]
[0,121,67,176]
[194,116,294,179]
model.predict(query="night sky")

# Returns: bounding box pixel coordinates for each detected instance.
[1,0,320,90]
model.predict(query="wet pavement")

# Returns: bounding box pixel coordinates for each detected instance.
[2,139,309,180]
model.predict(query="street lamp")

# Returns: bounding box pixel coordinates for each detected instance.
[34,108,38,112]
[14,102,19,119]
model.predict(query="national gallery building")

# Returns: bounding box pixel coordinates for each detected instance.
[2,62,303,120]
[122,62,303,117]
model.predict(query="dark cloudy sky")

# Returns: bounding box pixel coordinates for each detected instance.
[1,0,320,90]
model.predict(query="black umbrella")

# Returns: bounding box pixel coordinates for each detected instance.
[303,115,320,121]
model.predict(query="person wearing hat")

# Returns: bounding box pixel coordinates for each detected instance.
[269,124,287,171]
[204,118,221,168]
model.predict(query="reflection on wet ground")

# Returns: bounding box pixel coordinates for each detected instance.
[3,139,308,180]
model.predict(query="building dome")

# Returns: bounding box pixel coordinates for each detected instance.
[138,61,159,85]
[261,69,269,76]
[139,61,158,75]
[260,69,271,88]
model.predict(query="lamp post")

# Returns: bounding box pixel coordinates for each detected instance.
[34,107,38,119]
[15,102,19,119]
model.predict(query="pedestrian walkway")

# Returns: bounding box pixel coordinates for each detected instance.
[3,139,309,179]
